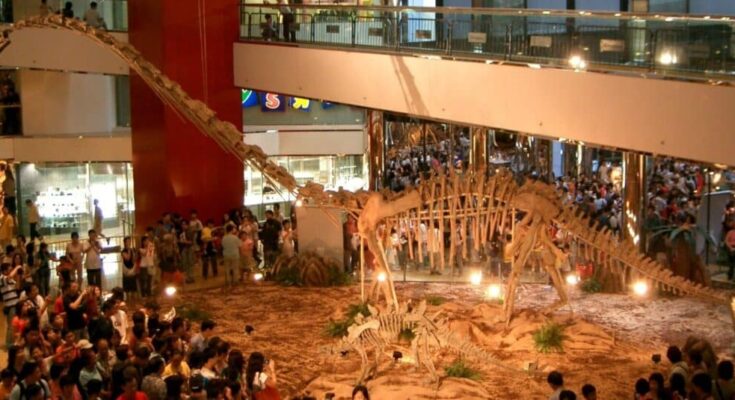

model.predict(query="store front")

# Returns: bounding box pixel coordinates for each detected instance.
[242,89,367,218]
[16,162,135,241]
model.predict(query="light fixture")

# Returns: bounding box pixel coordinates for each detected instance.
[253,273,264,281]
[565,274,579,285]
[485,284,502,300]
[164,286,177,297]
[527,63,542,69]
[470,271,483,286]
[659,51,678,65]
[633,280,649,297]
[377,272,386,282]
[295,199,304,207]
[568,55,587,69]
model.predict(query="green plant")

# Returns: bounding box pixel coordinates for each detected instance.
[398,328,416,342]
[274,265,303,287]
[324,319,351,338]
[327,266,354,286]
[532,322,567,354]
[178,304,212,322]
[324,303,372,338]
[425,295,447,306]
[345,303,371,320]
[580,277,602,294]
[444,359,480,380]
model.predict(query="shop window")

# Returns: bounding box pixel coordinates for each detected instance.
[115,76,131,128]
[244,155,366,207]
[0,70,21,136]
[17,162,135,241]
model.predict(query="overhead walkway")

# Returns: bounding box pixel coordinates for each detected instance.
[0,0,129,75]
[235,4,735,165]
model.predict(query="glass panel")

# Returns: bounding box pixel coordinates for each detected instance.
[115,76,131,128]
[0,71,21,136]
[241,3,735,80]
[52,0,128,31]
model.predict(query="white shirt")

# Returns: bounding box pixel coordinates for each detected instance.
[111,310,129,344]
[83,9,103,28]
[83,240,102,270]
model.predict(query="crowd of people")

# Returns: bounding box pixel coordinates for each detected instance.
[384,128,471,192]
[545,340,735,400]
[0,200,376,400]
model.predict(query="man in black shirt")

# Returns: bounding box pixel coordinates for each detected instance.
[89,299,115,344]
[63,282,89,339]
[261,210,282,269]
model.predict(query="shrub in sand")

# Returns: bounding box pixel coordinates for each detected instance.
[533,322,567,353]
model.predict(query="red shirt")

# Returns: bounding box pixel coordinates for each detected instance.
[54,297,64,315]
[116,392,148,400]
[726,229,735,251]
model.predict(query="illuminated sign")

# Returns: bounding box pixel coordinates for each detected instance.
[290,97,311,111]
[241,89,258,108]
[260,93,285,112]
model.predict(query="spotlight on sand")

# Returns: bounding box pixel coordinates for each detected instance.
[633,280,649,297]
[164,286,177,297]
[470,271,483,286]
[377,272,387,282]
[485,284,502,300]
[253,273,264,282]
[565,274,579,285]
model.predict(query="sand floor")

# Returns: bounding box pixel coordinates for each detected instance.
[174,282,734,399]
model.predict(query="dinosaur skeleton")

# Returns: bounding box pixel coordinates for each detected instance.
[341,300,522,383]
[3,15,731,378]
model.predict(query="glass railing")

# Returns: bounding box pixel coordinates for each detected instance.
[240,4,735,81]
[3,0,128,31]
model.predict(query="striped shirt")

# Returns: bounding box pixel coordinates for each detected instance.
[0,275,18,310]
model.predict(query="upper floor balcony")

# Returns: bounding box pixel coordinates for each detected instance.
[4,0,127,31]
[240,3,735,82]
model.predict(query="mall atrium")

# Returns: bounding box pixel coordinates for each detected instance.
[0,0,733,399]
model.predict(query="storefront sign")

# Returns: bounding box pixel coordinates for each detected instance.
[530,35,552,48]
[600,39,625,52]
[242,89,258,108]
[415,30,432,39]
[260,93,285,112]
[290,97,311,111]
[368,27,384,37]
[326,25,340,34]
[467,32,487,44]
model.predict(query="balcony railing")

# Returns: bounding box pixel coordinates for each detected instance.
[2,0,127,31]
[240,4,735,81]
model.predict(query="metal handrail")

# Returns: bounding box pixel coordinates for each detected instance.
[241,3,735,22]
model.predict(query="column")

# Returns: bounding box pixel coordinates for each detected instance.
[367,110,385,190]
[470,127,487,173]
[622,152,646,249]
[129,0,244,230]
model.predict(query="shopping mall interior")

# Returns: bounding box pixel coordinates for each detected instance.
[0,0,733,399]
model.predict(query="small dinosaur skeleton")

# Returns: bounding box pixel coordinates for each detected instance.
[3,17,730,366]
[340,300,522,383]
